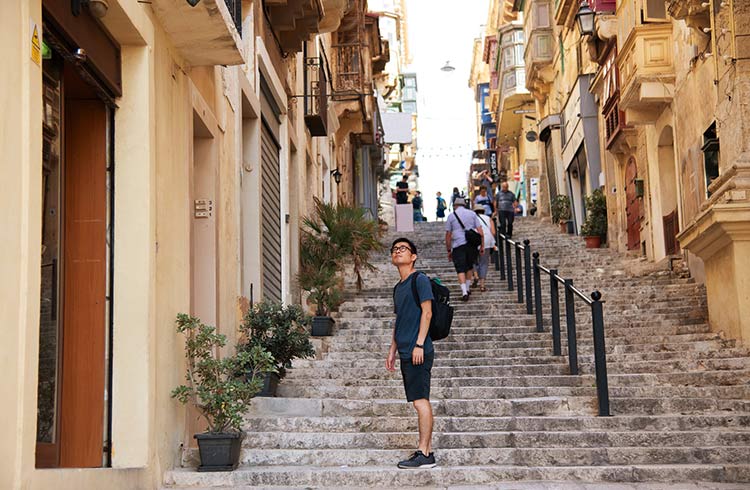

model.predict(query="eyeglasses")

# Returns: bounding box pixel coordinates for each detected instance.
[390,245,413,255]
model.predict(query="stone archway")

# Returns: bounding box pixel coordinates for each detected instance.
[657,126,679,256]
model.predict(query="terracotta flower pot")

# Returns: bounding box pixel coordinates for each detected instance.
[560,222,568,233]
[584,236,602,248]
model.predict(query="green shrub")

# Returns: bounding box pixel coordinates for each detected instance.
[581,188,608,238]
[551,195,571,224]
[171,314,275,433]
[239,301,315,380]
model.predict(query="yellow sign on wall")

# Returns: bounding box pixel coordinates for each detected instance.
[30,19,41,66]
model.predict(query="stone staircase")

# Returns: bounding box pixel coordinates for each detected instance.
[164,218,750,489]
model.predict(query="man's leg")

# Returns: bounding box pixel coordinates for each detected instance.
[413,399,433,454]
[507,212,515,238]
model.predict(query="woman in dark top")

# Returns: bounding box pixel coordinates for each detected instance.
[450,187,461,211]
[396,175,409,204]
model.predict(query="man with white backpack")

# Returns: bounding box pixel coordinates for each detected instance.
[472,204,497,292]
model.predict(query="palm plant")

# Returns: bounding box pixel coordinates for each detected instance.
[302,198,383,291]
[298,231,343,315]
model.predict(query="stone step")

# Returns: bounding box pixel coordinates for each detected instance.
[163,464,750,487]
[247,396,596,418]
[239,430,750,450]
[212,446,750,467]
[243,413,750,433]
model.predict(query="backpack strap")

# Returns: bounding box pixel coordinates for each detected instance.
[411,272,422,310]
[392,282,399,314]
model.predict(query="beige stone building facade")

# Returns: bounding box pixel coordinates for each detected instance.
[504,0,750,346]
[1,0,388,487]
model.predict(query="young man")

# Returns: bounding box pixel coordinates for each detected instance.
[436,192,447,221]
[445,197,484,301]
[495,181,519,238]
[386,238,436,469]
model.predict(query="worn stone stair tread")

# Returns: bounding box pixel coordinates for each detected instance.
[163,463,750,487]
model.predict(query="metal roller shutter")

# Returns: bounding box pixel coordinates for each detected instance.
[260,119,282,302]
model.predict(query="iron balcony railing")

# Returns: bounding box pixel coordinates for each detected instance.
[493,220,611,417]
[224,0,242,36]
[304,56,328,136]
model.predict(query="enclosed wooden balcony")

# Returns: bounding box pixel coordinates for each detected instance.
[304,57,328,136]
[616,22,674,123]
[151,0,243,66]
[523,0,555,98]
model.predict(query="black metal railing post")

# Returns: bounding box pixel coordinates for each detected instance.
[494,217,501,272]
[591,291,611,416]
[515,243,523,304]
[550,270,561,356]
[505,239,513,290]
[564,278,579,375]
[523,240,532,314]
[533,252,543,332]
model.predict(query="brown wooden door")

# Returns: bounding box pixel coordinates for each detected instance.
[59,99,107,467]
[663,210,679,255]
[625,158,641,251]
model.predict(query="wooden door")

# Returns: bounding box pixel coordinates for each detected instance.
[625,158,641,251]
[663,210,679,256]
[59,99,107,467]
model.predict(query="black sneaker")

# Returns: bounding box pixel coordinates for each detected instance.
[461,294,469,302]
[397,450,436,469]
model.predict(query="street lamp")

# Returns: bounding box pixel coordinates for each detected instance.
[440,61,455,72]
[575,1,596,37]
[330,168,342,184]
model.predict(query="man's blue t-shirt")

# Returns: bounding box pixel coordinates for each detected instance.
[394,272,434,359]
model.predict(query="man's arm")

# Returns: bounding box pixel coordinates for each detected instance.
[386,322,397,371]
[445,231,452,259]
[412,299,432,365]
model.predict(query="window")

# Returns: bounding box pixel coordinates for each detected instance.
[503,71,517,89]
[643,0,667,21]
[534,1,551,28]
[702,122,720,197]
[503,46,515,68]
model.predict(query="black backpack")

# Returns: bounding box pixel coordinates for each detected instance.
[393,272,454,341]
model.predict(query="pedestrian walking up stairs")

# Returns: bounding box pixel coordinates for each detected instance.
[164,218,750,489]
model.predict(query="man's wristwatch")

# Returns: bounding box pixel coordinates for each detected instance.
[415,343,424,349]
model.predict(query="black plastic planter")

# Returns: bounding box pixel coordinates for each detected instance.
[256,371,280,397]
[194,432,244,472]
[566,220,575,234]
[311,316,335,336]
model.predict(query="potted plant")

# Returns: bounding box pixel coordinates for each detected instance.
[581,188,607,248]
[171,314,275,472]
[551,195,572,233]
[298,231,343,336]
[239,301,316,397]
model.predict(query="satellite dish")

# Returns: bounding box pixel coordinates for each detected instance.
[525,131,538,142]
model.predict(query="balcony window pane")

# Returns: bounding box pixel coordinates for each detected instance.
[503,47,515,68]
[643,0,667,21]
[534,1,551,28]
[504,72,517,89]
[515,45,525,65]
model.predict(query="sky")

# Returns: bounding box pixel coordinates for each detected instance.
[406,0,490,220]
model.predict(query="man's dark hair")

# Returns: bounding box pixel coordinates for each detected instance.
[402,174,408,181]
[391,237,417,255]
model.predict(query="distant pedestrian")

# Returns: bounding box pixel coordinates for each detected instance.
[445,197,484,301]
[396,175,409,205]
[478,169,494,197]
[495,181,518,238]
[386,238,437,470]
[450,187,461,211]
[473,186,493,216]
[473,204,496,293]
[436,192,447,221]
[412,191,424,222]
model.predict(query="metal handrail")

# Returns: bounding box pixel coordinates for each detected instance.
[493,217,611,417]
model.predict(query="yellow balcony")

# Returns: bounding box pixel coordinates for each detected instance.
[152,0,243,66]
[617,23,674,124]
